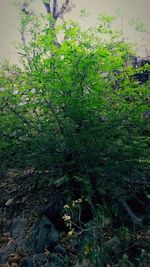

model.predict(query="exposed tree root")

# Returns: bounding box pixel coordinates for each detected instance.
[120,199,144,229]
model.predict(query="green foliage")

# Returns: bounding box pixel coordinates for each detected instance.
[118,254,129,267]
[0,15,149,201]
[0,12,149,267]
[129,17,147,32]
[117,226,130,241]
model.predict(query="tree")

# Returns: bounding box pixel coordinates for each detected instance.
[18,0,71,18]
[1,14,149,189]
[16,0,73,62]
[0,10,150,266]
[42,0,70,19]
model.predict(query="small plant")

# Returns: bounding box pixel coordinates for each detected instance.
[63,202,112,267]
[117,226,130,241]
[63,198,83,236]
[118,254,129,267]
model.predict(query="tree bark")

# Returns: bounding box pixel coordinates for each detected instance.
[57,0,69,18]
[43,2,51,14]
[43,0,70,20]
[53,0,58,19]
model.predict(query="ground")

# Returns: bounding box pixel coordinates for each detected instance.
[0,169,150,266]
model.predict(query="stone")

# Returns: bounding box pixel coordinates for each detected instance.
[0,242,17,264]
[20,253,59,267]
[43,201,66,231]
[5,198,14,207]
[0,217,28,263]
[11,217,26,240]
[36,216,59,253]
[20,254,47,267]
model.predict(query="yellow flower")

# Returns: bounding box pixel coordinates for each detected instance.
[62,214,71,221]
[72,198,82,207]
[84,243,91,256]
[67,229,74,237]
[64,204,69,209]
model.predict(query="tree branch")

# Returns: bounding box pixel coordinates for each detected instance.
[53,0,58,19]
[18,1,32,65]
[43,1,51,14]
[57,0,69,19]
[6,103,44,135]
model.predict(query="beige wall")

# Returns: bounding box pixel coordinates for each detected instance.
[0,0,149,64]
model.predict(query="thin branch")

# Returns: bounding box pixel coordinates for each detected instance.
[57,0,69,19]
[43,98,65,135]
[43,1,51,14]
[20,32,31,65]
[18,1,32,65]
[6,103,44,135]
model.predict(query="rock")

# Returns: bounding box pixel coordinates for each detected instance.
[5,198,14,207]
[7,253,21,267]
[0,217,27,263]
[20,253,59,267]
[0,211,67,265]
[0,242,17,264]
[0,215,61,264]
[43,201,66,231]
[36,216,59,253]
[11,217,26,240]
[20,254,47,267]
